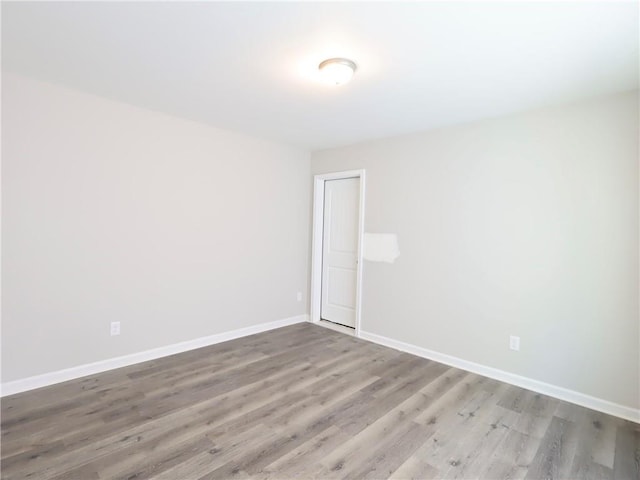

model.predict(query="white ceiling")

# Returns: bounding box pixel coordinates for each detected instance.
[2,1,638,151]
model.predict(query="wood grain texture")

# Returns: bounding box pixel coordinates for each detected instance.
[1,323,638,479]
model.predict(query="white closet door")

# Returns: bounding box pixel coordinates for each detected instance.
[321,177,359,328]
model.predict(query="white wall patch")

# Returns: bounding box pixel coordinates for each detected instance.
[363,233,400,263]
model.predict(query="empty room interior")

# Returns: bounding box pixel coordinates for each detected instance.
[1,1,639,479]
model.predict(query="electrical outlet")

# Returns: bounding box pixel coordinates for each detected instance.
[509,335,520,351]
[296,292,303,302]
[110,321,121,336]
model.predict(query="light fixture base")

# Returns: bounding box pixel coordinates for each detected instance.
[318,58,357,85]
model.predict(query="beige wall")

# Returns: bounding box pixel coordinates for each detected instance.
[312,91,639,409]
[2,73,311,382]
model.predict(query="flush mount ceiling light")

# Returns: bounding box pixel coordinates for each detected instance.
[318,58,357,86]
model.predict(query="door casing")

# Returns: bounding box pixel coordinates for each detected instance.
[310,170,365,337]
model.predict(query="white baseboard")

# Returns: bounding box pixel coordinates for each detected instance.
[1,314,308,397]
[359,330,640,424]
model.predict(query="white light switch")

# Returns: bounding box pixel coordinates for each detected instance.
[509,335,520,351]
[111,321,121,336]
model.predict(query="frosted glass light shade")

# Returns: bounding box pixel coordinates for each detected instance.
[319,58,357,85]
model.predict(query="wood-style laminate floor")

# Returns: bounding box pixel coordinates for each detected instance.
[1,323,638,480]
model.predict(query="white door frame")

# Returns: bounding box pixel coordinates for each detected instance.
[310,169,365,337]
